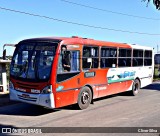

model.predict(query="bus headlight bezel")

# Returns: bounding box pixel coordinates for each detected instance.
[41,85,52,94]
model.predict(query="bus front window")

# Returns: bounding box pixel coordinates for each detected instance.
[155,54,160,65]
[10,42,58,81]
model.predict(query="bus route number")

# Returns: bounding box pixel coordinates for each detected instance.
[84,72,95,78]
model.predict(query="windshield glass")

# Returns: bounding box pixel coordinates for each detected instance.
[10,42,58,81]
[155,54,160,65]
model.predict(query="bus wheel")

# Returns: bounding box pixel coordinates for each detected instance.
[77,86,92,110]
[131,79,140,96]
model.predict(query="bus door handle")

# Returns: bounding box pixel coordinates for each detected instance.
[77,78,80,84]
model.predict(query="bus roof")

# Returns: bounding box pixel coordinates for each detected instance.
[128,44,153,50]
[18,36,153,50]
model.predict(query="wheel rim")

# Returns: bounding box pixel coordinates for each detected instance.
[81,91,90,104]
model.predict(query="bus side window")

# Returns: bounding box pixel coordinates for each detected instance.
[83,48,90,57]
[57,48,80,74]
[133,58,138,66]
[144,50,152,66]
[71,51,80,72]
[118,59,126,67]
[59,45,71,72]
[101,47,117,68]
[83,46,99,69]
[101,58,106,68]
[118,48,131,67]
[57,49,80,83]
[57,54,63,73]
[133,49,143,67]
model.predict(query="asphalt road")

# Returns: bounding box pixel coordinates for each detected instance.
[0,83,160,136]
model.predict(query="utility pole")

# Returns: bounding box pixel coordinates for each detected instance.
[157,44,159,53]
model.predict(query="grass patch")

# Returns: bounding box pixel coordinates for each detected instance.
[154,67,160,81]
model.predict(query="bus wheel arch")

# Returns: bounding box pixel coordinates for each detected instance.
[131,78,141,96]
[77,85,93,110]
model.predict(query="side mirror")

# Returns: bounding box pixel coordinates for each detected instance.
[3,49,6,60]
[2,44,16,60]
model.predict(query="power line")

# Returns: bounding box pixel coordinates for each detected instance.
[60,0,160,21]
[0,6,160,36]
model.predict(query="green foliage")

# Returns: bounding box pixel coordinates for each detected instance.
[153,66,160,81]
[143,0,160,10]
[6,63,10,81]
[6,56,12,81]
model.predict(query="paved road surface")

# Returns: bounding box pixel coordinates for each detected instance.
[0,82,160,136]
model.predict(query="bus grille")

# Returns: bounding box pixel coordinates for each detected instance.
[16,82,40,89]
[17,95,37,102]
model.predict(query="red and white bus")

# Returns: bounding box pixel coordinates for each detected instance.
[9,36,154,109]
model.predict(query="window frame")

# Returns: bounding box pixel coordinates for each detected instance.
[144,50,152,66]
[100,46,118,68]
[132,49,144,67]
[118,48,132,67]
[57,49,80,74]
[56,47,81,83]
[82,45,99,70]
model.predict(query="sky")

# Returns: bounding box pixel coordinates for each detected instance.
[0,0,159,56]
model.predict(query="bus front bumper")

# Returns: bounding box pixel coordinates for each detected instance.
[9,88,55,109]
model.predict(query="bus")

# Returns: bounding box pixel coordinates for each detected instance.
[154,53,160,77]
[9,36,154,109]
[154,53,160,64]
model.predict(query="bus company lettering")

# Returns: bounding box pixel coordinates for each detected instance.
[16,88,26,92]
[96,86,107,91]
[31,89,40,93]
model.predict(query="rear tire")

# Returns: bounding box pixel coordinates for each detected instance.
[131,79,140,96]
[77,86,92,110]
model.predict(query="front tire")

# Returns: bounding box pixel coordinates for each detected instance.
[131,79,140,96]
[77,86,92,110]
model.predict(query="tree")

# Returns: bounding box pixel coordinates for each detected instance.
[143,0,160,10]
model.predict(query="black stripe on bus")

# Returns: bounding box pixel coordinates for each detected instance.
[18,97,37,102]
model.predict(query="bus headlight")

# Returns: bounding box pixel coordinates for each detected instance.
[41,85,52,94]
[9,81,14,89]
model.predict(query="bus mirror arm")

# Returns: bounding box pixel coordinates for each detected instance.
[3,49,6,60]
[2,44,16,60]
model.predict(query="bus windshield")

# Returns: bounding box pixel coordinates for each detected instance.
[10,42,58,81]
[155,54,160,65]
